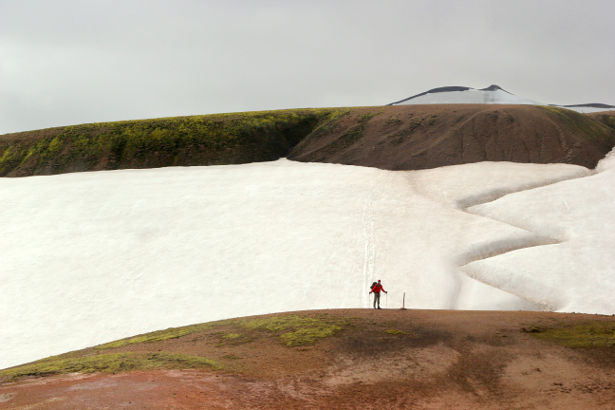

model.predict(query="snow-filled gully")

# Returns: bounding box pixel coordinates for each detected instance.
[454,171,592,310]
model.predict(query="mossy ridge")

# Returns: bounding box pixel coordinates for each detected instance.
[0,108,342,177]
[0,352,221,382]
[527,322,615,348]
[235,314,346,347]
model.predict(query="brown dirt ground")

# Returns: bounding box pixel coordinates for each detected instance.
[2,309,615,409]
[288,104,615,170]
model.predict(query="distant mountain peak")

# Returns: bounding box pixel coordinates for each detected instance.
[389,84,535,106]
[560,103,615,109]
[388,84,614,113]
[480,84,509,93]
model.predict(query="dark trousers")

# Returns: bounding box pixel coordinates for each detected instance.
[373,292,381,308]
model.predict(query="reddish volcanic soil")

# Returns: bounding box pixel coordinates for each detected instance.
[288,104,615,170]
[2,309,615,409]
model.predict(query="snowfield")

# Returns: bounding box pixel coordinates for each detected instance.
[1,157,613,369]
[464,152,615,313]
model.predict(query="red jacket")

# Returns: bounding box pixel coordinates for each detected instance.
[371,283,385,294]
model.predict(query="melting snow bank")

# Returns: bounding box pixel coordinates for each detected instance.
[464,149,615,313]
[0,159,605,369]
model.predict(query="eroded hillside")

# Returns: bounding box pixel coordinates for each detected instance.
[289,105,615,169]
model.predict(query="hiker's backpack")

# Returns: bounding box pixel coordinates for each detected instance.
[370,282,377,291]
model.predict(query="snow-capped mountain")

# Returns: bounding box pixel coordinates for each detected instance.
[390,84,615,113]
[389,85,539,106]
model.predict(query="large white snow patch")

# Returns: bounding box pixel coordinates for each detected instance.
[0,159,599,368]
[464,163,615,314]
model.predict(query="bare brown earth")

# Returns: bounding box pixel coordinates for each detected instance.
[288,105,615,170]
[2,309,615,409]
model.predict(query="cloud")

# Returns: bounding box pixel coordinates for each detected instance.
[1,0,614,133]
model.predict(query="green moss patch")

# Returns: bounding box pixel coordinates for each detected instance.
[385,329,411,336]
[96,323,213,349]
[526,322,615,348]
[280,326,342,347]
[236,315,345,347]
[0,108,340,177]
[217,332,252,346]
[0,352,220,381]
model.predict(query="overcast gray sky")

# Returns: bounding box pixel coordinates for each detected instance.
[1,0,614,134]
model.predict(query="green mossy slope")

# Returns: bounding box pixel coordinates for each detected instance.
[2,310,615,385]
[0,352,221,381]
[0,109,339,177]
[0,313,348,381]
[526,322,615,348]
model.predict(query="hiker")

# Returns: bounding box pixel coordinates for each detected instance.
[369,280,387,309]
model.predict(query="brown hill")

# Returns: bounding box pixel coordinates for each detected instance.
[3,105,614,178]
[288,105,615,170]
[588,110,615,132]
[2,309,615,409]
